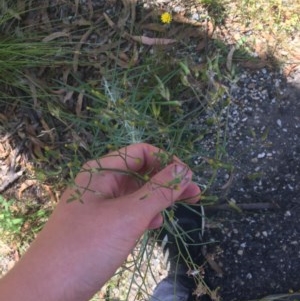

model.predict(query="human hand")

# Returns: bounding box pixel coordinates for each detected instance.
[0,143,200,301]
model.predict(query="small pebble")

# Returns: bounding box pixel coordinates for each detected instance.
[237,250,244,256]
[191,13,200,20]
[277,119,282,127]
[284,210,291,217]
[257,152,265,159]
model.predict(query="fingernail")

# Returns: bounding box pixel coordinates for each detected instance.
[172,164,191,183]
[173,164,185,175]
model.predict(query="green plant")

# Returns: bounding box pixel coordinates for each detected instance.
[0,195,24,236]
[0,2,241,301]
[198,0,228,25]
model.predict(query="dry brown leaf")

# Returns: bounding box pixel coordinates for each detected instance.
[130,0,137,31]
[24,119,36,136]
[24,75,38,108]
[39,117,55,144]
[283,64,299,77]
[182,27,205,38]
[205,254,223,277]
[71,131,89,151]
[42,31,70,42]
[226,46,236,72]
[119,0,137,33]
[13,249,20,262]
[40,0,52,31]
[132,42,139,65]
[0,113,8,123]
[43,184,58,204]
[118,52,130,62]
[254,40,268,60]
[107,53,132,68]
[75,0,79,15]
[0,142,10,159]
[168,25,185,39]
[18,180,38,199]
[73,27,94,72]
[138,9,156,24]
[71,18,92,27]
[196,39,206,51]
[28,135,46,148]
[63,91,74,103]
[173,26,206,43]
[103,12,116,28]
[51,89,66,95]
[63,68,71,84]
[240,59,268,69]
[206,19,214,38]
[87,0,94,19]
[31,143,45,160]
[118,0,131,28]
[76,91,84,116]
[140,23,166,33]
[130,35,177,45]
[91,41,122,55]
[173,13,204,26]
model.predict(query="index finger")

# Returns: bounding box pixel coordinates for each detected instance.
[84,143,179,174]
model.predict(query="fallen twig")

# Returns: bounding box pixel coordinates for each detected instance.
[205,202,278,212]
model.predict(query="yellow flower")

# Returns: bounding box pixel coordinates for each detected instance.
[161,12,172,24]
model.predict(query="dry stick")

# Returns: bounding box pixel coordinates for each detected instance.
[0,170,24,193]
[205,202,278,212]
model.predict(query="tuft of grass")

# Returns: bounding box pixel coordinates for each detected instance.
[198,0,228,25]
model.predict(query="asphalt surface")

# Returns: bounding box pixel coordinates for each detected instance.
[200,67,300,301]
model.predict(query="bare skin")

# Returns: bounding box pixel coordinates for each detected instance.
[0,143,200,301]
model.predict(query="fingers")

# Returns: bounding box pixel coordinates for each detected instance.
[132,162,194,215]
[76,143,199,206]
[148,213,164,229]
[177,182,201,204]
[147,182,201,229]
[83,143,181,174]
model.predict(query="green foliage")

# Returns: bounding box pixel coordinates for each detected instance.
[0,195,24,236]
[0,194,51,248]
[198,0,228,24]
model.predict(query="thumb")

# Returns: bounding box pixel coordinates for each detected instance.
[132,163,193,217]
